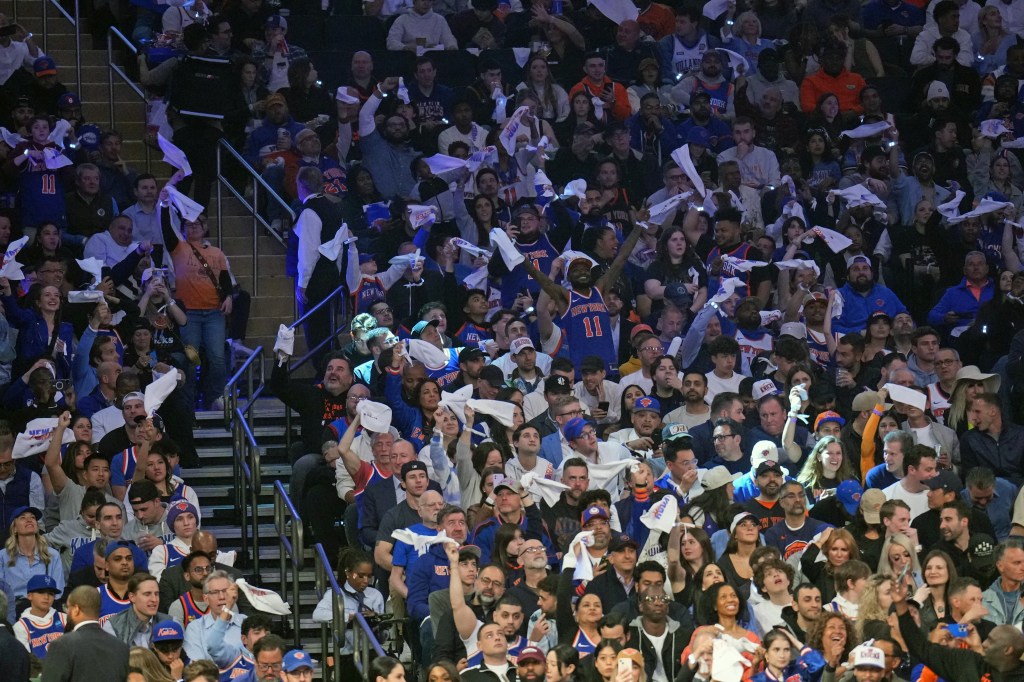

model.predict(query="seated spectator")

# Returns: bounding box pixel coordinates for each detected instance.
[386,0,458,52]
[799,42,866,114]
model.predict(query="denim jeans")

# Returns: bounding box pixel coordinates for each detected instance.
[180,308,227,408]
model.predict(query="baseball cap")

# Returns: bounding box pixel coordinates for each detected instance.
[610,535,639,553]
[750,440,780,467]
[282,650,314,672]
[33,56,57,77]
[478,364,506,389]
[925,469,961,492]
[11,506,42,521]
[401,461,428,479]
[265,93,287,108]
[295,128,317,144]
[105,540,135,559]
[813,411,846,431]
[265,14,288,29]
[629,324,654,341]
[867,310,892,324]
[852,391,890,412]
[617,649,644,670]
[729,511,758,534]
[752,379,779,400]
[120,391,145,407]
[517,646,545,664]
[581,356,606,374]
[562,416,589,441]
[127,480,161,504]
[852,646,885,669]
[836,480,863,517]
[359,253,376,265]
[702,466,741,491]
[581,504,610,524]
[512,204,540,221]
[26,574,59,594]
[459,544,482,560]
[510,337,535,355]
[661,423,691,442]
[544,375,572,395]
[633,396,660,414]
[458,347,485,363]
[860,488,885,524]
[755,461,784,477]
[638,57,659,72]
[779,322,806,339]
[926,80,950,101]
[57,92,81,109]
[802,291,827,305]
[686,127,710,147]
[152,621,185,642]
[167,500,199,527]
[846,254,872,270]
[411,319,440,338]
[492,475,518,494]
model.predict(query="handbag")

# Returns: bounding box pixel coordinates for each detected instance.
[187,242,227,303]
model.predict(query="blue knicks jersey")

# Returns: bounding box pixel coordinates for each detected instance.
[707,242,758,298]
[18,610,67,659]
[98,585,130,623]
[18,163,67,228]
[422,348,461,387]
[557,287,616,376]
[353,276,387,314]
[454,322,489,346]
[110,446,139,488]
[220,654,255,681]
[572,629,598,656]
[499,235,559,306]
[178,593,209,627]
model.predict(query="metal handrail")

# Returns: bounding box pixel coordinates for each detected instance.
[106,27,151,172]
[36,0,82,95]
[353,611,387,675]
[314,543,345,682]
[215,139,296,296]
[232,405,263,580]
[273,480,303,647]
[223,344,265,433]
[281,282,346,452]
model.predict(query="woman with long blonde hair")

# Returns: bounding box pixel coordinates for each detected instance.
[0,507,63,620]
[857,574,895,637]
[878,532,922,591]
[800,527,859,603]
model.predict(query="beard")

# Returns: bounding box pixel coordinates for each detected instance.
[850,276,873,293]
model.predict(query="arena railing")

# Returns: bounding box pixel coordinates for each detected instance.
[274,480,304,647]
[106,27,152,172]
[14,0,82,94]
[353,611,388,677]
[313,542,346,682]
[224,346,265,580]
[215,139,295,296]
[281,281,348,453]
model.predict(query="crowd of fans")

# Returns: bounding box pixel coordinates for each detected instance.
[6,0,1024,680]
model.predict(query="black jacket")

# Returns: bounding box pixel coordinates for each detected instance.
[268,361,348,455]
[460,662,518,682]
[40,622,130,682]
[626,616,691,682]
[584,569,634,614]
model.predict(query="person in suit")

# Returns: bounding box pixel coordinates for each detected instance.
[40,585,130,682]
[0,592,30,682]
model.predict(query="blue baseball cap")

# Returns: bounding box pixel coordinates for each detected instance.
[359,253,375,265]
[105,540,135,559]
[411,319,440,338]
[33,56,57,76]
[562,416,589,441]
[57,92,81,109]
[11,506,42,522]
[152,621,184,642]
[282,650,314,672]
[580,504,610,525]
[836,480,863,517]
[686,127,710,147]
[26,574,59,594]
[633,396,661,414]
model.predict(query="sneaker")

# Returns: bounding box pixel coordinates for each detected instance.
[209,397,225,412]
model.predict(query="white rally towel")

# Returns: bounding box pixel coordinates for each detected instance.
[317,223,350,261]
[534,168,555,203]
[392,528,458,556]
[721,255,769,272]
[463,266,489,290]
[948,197,1014,224]
[671,144,706,199]
[718,48,749,74]
[646,191,692,226]
[0,127,25,147]
[560,178,587,200]
[710,276,745,304]
[450,237,492,260]
[490,228,525,269]
[702,0,729,19]
[827,185,886,210]
[498,106,530,155]
[397,77,410,104]
[158,133,193,176]
[774,259,821,278]
[936,190,966,220]
[47,119,73,149]
[358,400,393,433]
[407,338,452,368]
[12,417,75,459]
[1001,136,1024,149]
[236,579,292,615]
[512,47,531,68]
[884,382,927,411]
[144,369,178,417]
[273,324,295,359]
[166,185,205,222]
[562,530,596,581]
[388,248,423,269]
[0,234,28,280]
[439,384,474,420]
[67,290,104,303]
[802,225,854,254]
[640,495,678,534]
[588,458,638,492]
[520,471,570,506]
[336,88,360,104]
[838,121,893,139]
[466,147,497,173]
[408,205,437,229]
[76,257,105,289]
[980,119,1012,139]
[588,0,638,24]
[712,636,754,681]
[424,153,470,175]
[43,148,73,170]
[467,398,516,427]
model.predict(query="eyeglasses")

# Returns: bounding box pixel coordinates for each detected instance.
[935,359,959,366]
[643,595,670,604]
[712,434,736,441]
[257,662,283,672]
[639,346,662,353]
[206,588,230,597]
[521,546,546,553]
[578,428,597,439]
[559,409,583,418]
[478,577,503,587]
[190,565,213,574]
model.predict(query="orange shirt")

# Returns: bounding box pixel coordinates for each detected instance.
[171,241,228,311]
[638,3,675,40]
[799,69,866,114]
[568,77,632,121]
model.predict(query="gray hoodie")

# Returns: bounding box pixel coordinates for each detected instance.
[45,516,97,573]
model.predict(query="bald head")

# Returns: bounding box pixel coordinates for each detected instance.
[985,625,1024,671]
[99,361,121,384]
[68,585,102,618]
[191,531,218,555]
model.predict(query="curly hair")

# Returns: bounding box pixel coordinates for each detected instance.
[857,574,895,632]
[805,611,856,662]
[695,581,746,627]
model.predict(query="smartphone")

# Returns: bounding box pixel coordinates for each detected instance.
[597,401,609,412]
[947,623,969,638]
[617,659,632,676]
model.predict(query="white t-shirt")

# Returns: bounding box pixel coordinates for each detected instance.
[646,629,669,682]
[705,371,743,403]
[883,481,930,521]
